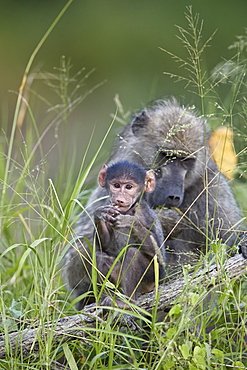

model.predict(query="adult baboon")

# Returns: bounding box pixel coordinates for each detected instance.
[63,99,247,307]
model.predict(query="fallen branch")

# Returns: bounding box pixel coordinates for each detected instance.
[0,254,246,359]
[137,253,247,312]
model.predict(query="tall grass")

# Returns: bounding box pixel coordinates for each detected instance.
[0,5,246,369]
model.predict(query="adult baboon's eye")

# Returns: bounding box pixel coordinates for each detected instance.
[156,151,172,167]
[181,156,195,163]
[180,157,196,168]
[161,151,168,157]
[161,151,172,159]
[154,168,162,179]
[161,151,176,161]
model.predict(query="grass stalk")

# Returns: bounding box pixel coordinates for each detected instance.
[1,0,74,215]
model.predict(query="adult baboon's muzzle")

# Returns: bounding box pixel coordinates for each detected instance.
[147,181,184,208]
[162,183,184,207]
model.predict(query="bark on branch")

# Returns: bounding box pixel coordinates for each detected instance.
[0,254,246,359]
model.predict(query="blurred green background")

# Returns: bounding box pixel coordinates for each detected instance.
[1,0,246,184]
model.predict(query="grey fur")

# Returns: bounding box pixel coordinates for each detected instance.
[62,98,247,304]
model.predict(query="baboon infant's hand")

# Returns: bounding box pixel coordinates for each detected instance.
[95,205,120,225]
[114,214,135,229]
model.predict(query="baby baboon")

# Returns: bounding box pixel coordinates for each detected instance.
[63,99,247,306]
[94,161,165,307]
[63,161,165,309]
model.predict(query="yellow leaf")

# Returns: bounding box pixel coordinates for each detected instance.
[209,126,237,179]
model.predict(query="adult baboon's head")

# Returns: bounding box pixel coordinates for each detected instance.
[130,99,209,208]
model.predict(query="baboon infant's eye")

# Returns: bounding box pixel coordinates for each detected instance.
[113,183,120,188]
[125,184,133,190]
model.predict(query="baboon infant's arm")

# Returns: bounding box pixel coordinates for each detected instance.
[95,202,164,261]
[94,205,120,251]
[114,209,164,259]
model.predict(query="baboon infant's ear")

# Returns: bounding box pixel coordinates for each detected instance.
[145,170,155,193]
[98,164,108,188]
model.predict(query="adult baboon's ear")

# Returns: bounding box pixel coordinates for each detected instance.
[131,110,149,136]
[98,164,108,187]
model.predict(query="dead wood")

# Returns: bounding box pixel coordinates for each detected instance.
[0,254,246,359]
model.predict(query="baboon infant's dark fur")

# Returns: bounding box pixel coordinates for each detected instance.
[63,99,247,308]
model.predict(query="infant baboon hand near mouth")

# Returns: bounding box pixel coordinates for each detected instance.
[94,205,120,225]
